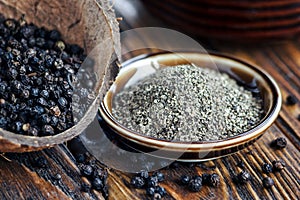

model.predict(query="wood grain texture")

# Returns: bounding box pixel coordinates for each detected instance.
[0,0,300,199]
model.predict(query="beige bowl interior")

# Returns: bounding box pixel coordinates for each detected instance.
[0,0,120,152]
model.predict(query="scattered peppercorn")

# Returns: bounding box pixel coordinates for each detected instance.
[180,175,190,185]
[262,177,274,188]
[271,137,287,149]
[155,186,167,197]
[188,176,202,192]
[286,95,298,105]
[202,173,210,185]
[92,177,104,190]
[81,164,93,176]
[237,160,245,169]
[272,160,285,171]
[81,182,91,192]
[153,171,165,182]
[262,163,273,174]
[147,176,158,187]
[139,170,149,180]
[35,157,48,168]
[131,176,145,189]
[236,171,251,184]
[53,173,62,180]
[208,173,220,187]
[146,187,156,197]
[75,153,86,163]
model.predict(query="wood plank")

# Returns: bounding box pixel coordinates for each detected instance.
[0,1,299,199]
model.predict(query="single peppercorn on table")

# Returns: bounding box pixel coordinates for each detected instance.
[0,1,300,199]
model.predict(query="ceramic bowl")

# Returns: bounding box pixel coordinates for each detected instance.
[99,52,281,161]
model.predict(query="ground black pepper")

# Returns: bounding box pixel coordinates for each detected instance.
[113,65,262,142]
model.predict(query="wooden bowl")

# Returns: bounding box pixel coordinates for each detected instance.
[141,0,300,40]
[0,0,120,152]
[99,52,282,161]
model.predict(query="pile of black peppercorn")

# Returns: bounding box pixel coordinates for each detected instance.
[0,14,96,136]
[130,170,167,199]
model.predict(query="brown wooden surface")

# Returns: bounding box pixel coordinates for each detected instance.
[0,0,300,199]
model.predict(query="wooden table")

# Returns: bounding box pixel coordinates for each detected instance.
[0,0,299,199]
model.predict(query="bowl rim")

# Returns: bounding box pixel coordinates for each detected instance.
[99,51,282,152]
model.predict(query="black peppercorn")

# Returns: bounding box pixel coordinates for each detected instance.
[48,30,61,41]
[11,121,22,132]
[131,176,145,189]
[21,89,30,99]
[202,173,210,185]
[53,173,62,180]
[180,175,190,185]
[155,186,167,197]
[188,177,202,192]
[139,170,149,180]
[35,157,48,168]
[237,160,245,169]
[146,187,155,197]
[75,153,86,163]
[147,176,158,187]
[262,177,274,188]
[208,173,220,187]
[153,171,165,182]
[81,182,91,192]
[37,97,48,106]
[262,163,273,174]
[272,160,285,171]
[42,125,54,135]
[28,127,38,136]
[271,137,287,149]
[81,164,93,177]
[92,177,104,190]
[286,95,298,105]
[19,25,36,39]
[236,171,251,184]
